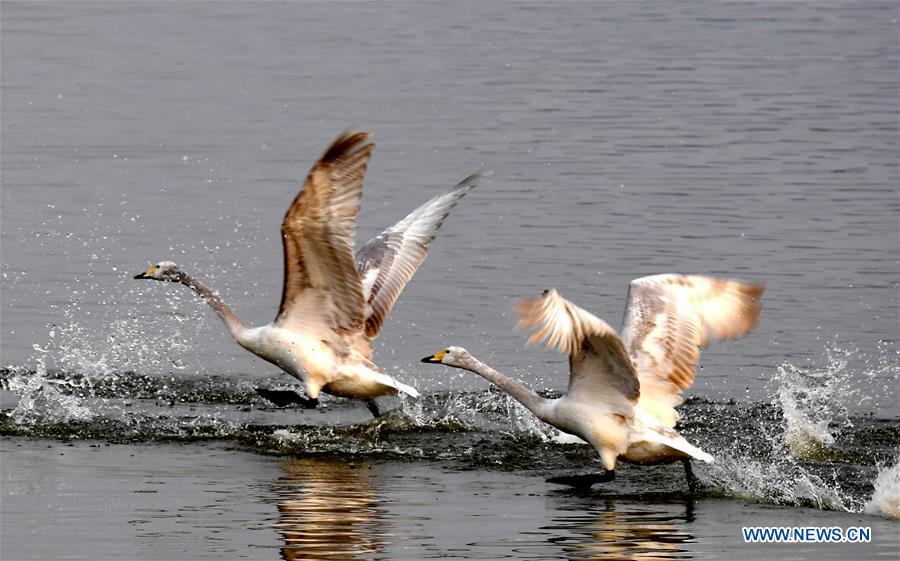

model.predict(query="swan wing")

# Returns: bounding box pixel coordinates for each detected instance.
[355,171,479,338]
[622,274,764,425]
[275,129,373,333]
[515,289,639,414]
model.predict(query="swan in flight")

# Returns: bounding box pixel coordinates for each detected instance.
[423,274,764,491]
[135,129,479,417]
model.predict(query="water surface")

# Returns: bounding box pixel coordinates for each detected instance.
[3,439,898,560]
[2,2,899,559]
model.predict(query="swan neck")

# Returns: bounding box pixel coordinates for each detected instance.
[460,355,549,419]
[181,274,247,339]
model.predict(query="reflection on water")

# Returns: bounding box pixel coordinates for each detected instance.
[544,499,695,561]
[268,457,698,560]
[273,458,387,561]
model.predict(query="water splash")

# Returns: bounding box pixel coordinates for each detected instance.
[2,336,897,514]
[49,302,202,379]
[865,451,900,519]
[390,387,560,441]
[7,345,94,425]
[704,453,858,512]
[701,343,899,513]
[3,292,207,425]
[774,345,855,461]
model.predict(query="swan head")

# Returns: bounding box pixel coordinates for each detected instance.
[133,261,184,282]
[421,346,472,368]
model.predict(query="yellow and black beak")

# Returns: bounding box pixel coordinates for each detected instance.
[421,350,447,364]
[133,265,157,280]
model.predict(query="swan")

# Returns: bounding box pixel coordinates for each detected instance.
[135,129,479,417]
[423,274,764,491]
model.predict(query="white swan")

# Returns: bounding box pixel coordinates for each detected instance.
[423,274,764,490]
[135,129,479,416]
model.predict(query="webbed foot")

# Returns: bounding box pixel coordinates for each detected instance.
[366,399,381,418]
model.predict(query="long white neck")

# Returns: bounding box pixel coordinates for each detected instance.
[457,354,552,422]
[180,274,247,340]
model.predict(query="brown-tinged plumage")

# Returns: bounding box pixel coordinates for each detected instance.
[136,129,479,415]
[620,274,764,426]
[276,129,373,333]
[515,289,640,412]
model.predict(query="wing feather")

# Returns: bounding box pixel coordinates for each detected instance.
[275,129,374,332]
[621,274,764,425]
[515,290,639,414]
[355,171,479,338]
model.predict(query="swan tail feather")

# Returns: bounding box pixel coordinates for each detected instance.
[392,379,420,398]
[365,362,419,398]
[649,427,715,463]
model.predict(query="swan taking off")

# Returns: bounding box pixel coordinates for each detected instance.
[135,129,479,417]
[423,274,764,491]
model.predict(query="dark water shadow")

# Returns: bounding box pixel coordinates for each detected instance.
[272,457,388,561]
[540,494,696,560]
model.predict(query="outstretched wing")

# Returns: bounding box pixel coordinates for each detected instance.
[275,129,374,333]
[355,171,480,338]
[621,274,764,425]
[515,289,639,415]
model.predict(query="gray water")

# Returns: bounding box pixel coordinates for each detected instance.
[3,439,899,561]
[2,2,899,560]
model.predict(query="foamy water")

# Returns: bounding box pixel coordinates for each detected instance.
[3,324,897,516]
[865,453,900,519]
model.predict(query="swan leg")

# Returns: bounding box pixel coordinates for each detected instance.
[256,388,318,409]
[546,470,615,490]
[683,459,700,494]
[366,399,381,418]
